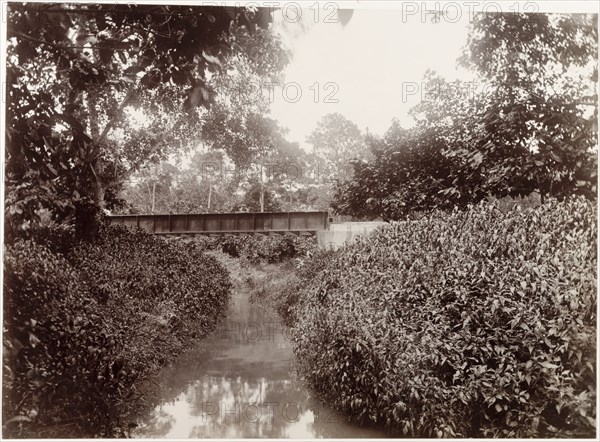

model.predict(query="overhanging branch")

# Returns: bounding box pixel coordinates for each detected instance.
[97,85,137,143]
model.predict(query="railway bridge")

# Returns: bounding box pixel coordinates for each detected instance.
[108,211,330,236]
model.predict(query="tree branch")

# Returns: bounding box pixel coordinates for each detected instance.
[97,84,137,143]
[13,31,75,55]
[13,6,204,17]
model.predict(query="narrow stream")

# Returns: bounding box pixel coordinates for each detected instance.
[134,289,388,438]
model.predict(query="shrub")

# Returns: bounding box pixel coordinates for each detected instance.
[171,235,220,251]
[216,235,317,264]
[3,240,127,436]
[70,224,231,331]
[290,198,596,437]
[30,223,78,255]
[278,249,338,325]
[3,224,231,437]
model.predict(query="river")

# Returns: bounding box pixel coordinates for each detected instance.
[134,288,388,438]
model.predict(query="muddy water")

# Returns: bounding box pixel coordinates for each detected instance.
[134,290,388,438]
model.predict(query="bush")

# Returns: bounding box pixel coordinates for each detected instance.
[277,249,338,325]
[3,240,126,436]
[216,235,317,264]
[290,198,596,437]
[30,223,78,255]
[166,234,317,264]
[175,235,220,251]
[3,224,231,437]
[70,224,231,330]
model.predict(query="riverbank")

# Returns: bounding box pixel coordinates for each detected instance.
[2,225,232,438]
[285,198,597,438]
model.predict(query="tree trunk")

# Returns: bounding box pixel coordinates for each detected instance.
[208,182,213,211]
[75,169,106,242]
[75,202,102,241]
[73,94,106,241]
[151,182,156,214]
[145,181,153,212]
[260,162,265,212]
[260,183,265,212]
[73,85,138,242]
[75,90,112,241]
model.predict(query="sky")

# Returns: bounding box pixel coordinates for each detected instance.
[269,5,474,151]
[130,1,596,161]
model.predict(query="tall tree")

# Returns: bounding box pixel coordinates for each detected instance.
[190,150,230,212]
[307,113,368,182]
[331,117,457,220]
[460,12,598,201]
[119,149,240,214]
[333,12,597,220]
[200,27,291,211]
[5,3,273,240]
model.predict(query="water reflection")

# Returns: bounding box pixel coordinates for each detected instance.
[135,290,387,438]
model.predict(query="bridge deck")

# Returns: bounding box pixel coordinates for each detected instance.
[108,211,330,236]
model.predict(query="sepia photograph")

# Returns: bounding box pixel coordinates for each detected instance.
[1,0,598,439]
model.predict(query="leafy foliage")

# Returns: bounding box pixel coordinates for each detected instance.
[333,13,597,220]
[5,3,275,240]
[290,198,596,437]
[200,26,290,170]
[3,225,231,437]
[241,178,281,212]
[461,13,598,201]
[193,234,317,264]
[119,136,338,214]
[333,111,471,220]
[307,113,368,182]
[277,248,339,326]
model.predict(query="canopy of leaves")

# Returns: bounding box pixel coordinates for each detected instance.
[5,3,274,240]
[333,13,597,220]
[200,27,291,170]
[461,13,598,200]
[307,113,368,182]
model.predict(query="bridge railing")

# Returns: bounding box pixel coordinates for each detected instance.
[108,211,330,235]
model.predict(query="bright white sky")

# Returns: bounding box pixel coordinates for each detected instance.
[269,6,475,150]
[267,1,598,151]
[126,1,596,161]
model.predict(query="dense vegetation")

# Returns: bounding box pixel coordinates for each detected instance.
[119,111,356,215]
[3,3,351,437]
[285,198,596,437]
[333,13,597,219]
[3,224,231,437]
[3,4,597,439]
[3,3,296,436]
[5,3,280,241]
[188,234,317,264]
